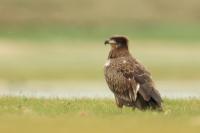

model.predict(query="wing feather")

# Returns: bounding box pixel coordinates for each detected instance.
[133,60,162,105]
[104,56,162,107]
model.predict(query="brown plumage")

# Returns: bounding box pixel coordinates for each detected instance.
[104,36,162,110]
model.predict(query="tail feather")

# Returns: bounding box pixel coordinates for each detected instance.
[135,94,162,111]
[150,88,162,107]
[137,82,162,108]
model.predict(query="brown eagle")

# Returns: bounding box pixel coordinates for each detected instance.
[104,36,162,110]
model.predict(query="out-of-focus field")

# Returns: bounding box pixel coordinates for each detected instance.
[0,0,200,25]
[0,0,200,132]
[0,98,200,133]
[0,0,200,82]
[0,37,199,81]
[0,26,199,98]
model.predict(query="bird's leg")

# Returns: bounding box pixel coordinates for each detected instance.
[114,95,123,108]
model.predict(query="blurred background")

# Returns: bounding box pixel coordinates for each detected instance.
[0,0,200,98]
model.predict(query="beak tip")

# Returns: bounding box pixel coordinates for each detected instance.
[104,40,109,45]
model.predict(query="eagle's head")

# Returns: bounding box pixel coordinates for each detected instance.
[104,36,128,49]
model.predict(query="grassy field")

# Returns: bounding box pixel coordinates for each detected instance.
[0,97,200,133]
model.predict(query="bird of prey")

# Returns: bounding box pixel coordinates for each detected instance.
[104,36,162,110]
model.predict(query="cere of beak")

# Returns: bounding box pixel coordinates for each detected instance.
[104,39,116,45]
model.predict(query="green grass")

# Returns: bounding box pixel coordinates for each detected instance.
[0,97,200,133]
[0,97,200,116]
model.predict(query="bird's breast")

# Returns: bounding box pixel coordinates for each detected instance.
[104,59,111,67]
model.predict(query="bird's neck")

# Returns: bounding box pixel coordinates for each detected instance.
[108,48,130,59]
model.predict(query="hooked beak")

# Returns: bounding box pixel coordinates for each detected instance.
[104,40,109,45]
